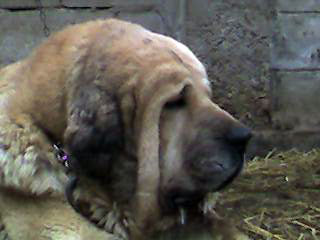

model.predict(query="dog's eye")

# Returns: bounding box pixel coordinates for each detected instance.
[164,86,188,109]
[164,97,186,109]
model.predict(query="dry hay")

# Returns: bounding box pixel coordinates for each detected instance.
[213,149,320,240]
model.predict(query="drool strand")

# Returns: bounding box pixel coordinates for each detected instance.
[179,207,187,225]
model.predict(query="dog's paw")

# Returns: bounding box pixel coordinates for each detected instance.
[89,203,129,240]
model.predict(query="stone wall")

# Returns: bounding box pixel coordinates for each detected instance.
[3,0,319,157]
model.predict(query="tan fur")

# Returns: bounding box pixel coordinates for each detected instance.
[0,18,250,239]
[0,189,114,240]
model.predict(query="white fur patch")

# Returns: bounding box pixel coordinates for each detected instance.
[202,78,211,87]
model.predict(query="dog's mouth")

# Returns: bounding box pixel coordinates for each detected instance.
[159,175,224,225]
[162,188,205,210]
[159,150,245,227]
[159,189,219,228]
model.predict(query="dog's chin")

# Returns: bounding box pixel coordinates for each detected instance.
[158,152,244,228]
[150,211,214,240]
[152,194,216,240]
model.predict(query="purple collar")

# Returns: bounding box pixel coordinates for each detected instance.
[53,144,70,168]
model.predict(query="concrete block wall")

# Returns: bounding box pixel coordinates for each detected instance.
[254,0,320,157]
[0,0,180,66]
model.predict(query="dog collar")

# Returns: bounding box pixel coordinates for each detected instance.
[53,144,70,169]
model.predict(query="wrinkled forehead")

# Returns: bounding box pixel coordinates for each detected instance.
[151,32,211,95]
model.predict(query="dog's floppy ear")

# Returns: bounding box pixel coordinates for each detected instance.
[131,69,189,235]
[63,84,122,178]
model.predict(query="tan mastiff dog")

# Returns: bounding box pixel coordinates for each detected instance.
[0,19,251,240]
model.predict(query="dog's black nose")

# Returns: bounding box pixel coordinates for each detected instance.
[226,125,252,151]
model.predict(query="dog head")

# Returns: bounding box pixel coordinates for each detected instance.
[159,81,251,212]
[59,19,252,236]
